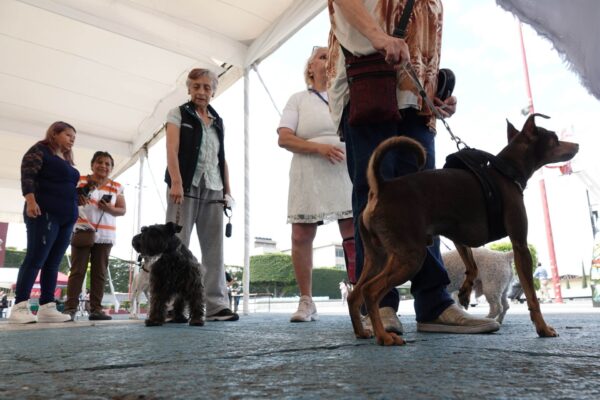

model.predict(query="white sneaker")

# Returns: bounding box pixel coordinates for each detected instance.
[362,307,404,335]
[8,300,37,324]
[290,295,318,322]
[37,302,72,323]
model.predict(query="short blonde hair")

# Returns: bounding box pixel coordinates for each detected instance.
[186,68,219,92]
[304,46,327,87]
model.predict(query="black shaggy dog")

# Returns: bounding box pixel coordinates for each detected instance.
[131,222,205,327]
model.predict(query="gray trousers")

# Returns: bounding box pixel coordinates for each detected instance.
[166,183,229,316]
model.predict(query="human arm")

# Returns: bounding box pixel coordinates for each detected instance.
[333,0,409,65]
[277,128,344,164]
[166,122,184,204]
[98,193,126,217]
[21,144,44,218]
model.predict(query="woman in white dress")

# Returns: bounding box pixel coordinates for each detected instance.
[277,46,354,322]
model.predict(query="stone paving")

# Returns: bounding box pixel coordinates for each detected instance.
[1,301,599,399]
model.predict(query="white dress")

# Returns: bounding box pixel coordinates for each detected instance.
[278,90,353,224]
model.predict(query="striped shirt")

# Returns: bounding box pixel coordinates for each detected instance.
[74,176,124,244]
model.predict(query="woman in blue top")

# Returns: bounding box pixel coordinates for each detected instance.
[9,121,79,324]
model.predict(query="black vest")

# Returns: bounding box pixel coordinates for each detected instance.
[164,102,226,194]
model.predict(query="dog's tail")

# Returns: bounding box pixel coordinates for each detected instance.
[367,136,426,195]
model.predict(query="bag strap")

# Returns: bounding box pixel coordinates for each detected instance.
[341,0,415,58]
[393,0,415,39]
[308,88,329,105]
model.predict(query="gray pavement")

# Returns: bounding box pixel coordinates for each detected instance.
[1,301,600,399]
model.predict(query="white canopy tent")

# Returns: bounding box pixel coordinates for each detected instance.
[496,0,600,101]
[1,0,598,312]
[0,0,326,223]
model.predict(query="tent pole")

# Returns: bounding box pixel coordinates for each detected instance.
[129,147,146,307]
[243,67,251,315]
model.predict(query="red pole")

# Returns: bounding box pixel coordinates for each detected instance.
[518,23,563,302]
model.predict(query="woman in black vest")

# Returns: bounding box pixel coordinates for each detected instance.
[164,68,238,322]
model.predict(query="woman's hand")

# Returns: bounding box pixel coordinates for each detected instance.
[434,95,457,118]
[97,198,112,213]
[318,144,345,164]
[169,182,184,205]
[25,197,41,218]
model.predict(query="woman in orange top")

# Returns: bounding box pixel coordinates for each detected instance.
[64,151,126,321]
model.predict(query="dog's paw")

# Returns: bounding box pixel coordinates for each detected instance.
[537,324,558,338]
[376,332,405,346]
[189,319,205,327]
[355,329,373,339]
[144,319,163,327]
[167,315,189,324]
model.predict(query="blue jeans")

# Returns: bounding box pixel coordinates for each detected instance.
[15,212,75,305]
[342,108,454,322]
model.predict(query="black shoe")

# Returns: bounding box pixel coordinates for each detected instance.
[206,308,239,321]
[89,311,112,321]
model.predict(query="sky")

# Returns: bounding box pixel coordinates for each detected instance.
[5,0,600,276]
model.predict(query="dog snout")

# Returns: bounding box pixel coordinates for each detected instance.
[132,233,142,252]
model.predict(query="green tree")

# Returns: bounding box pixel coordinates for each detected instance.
[249,253,295,296]
[3,248,70,274]
[489,241,538,289]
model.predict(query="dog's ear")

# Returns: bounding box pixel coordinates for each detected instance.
[175,224,183,233]
[522,113,550,138]
[506,119,519,142]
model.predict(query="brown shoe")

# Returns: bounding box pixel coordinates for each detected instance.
[89,311,112,321]
[417,304,500,334]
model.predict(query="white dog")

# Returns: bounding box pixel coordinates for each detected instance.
[443,248,514,323]
[129,255,157,319]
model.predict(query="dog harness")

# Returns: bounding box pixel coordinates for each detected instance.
[443,148,527,242]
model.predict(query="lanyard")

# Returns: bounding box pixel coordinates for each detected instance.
[308,89,329,105]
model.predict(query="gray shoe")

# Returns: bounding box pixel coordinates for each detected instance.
[362,307,404,335]
[417,304,500,334]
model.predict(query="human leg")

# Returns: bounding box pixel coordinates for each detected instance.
[194,185,236,320]
[65,245,91,312]
[38,215,74,305]
[14,214,58,304]
[289,222,318,322]
[88,243,113,319]
[342,110,400,311]
[36,214,74,323]
[291,223,317,297]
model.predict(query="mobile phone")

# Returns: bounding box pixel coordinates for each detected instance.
[101,194,112,203]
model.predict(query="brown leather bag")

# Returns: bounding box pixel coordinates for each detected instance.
[70,229,96,248]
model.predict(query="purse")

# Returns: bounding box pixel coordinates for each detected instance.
[70,205,106,248]
[343,50,400,126]
[342,0,415,126]
[70,229,96,248]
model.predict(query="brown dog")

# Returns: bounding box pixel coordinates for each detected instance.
[349,114,579,346]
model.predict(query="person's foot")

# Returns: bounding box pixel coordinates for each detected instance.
[417,304,500,334]
[88,311,112,321]
[8,301,36,324]
[362,307,404,335]
[37,302,72,323]
[290,295,318,322]
[206,308,239,321]
[62,308,77,321]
